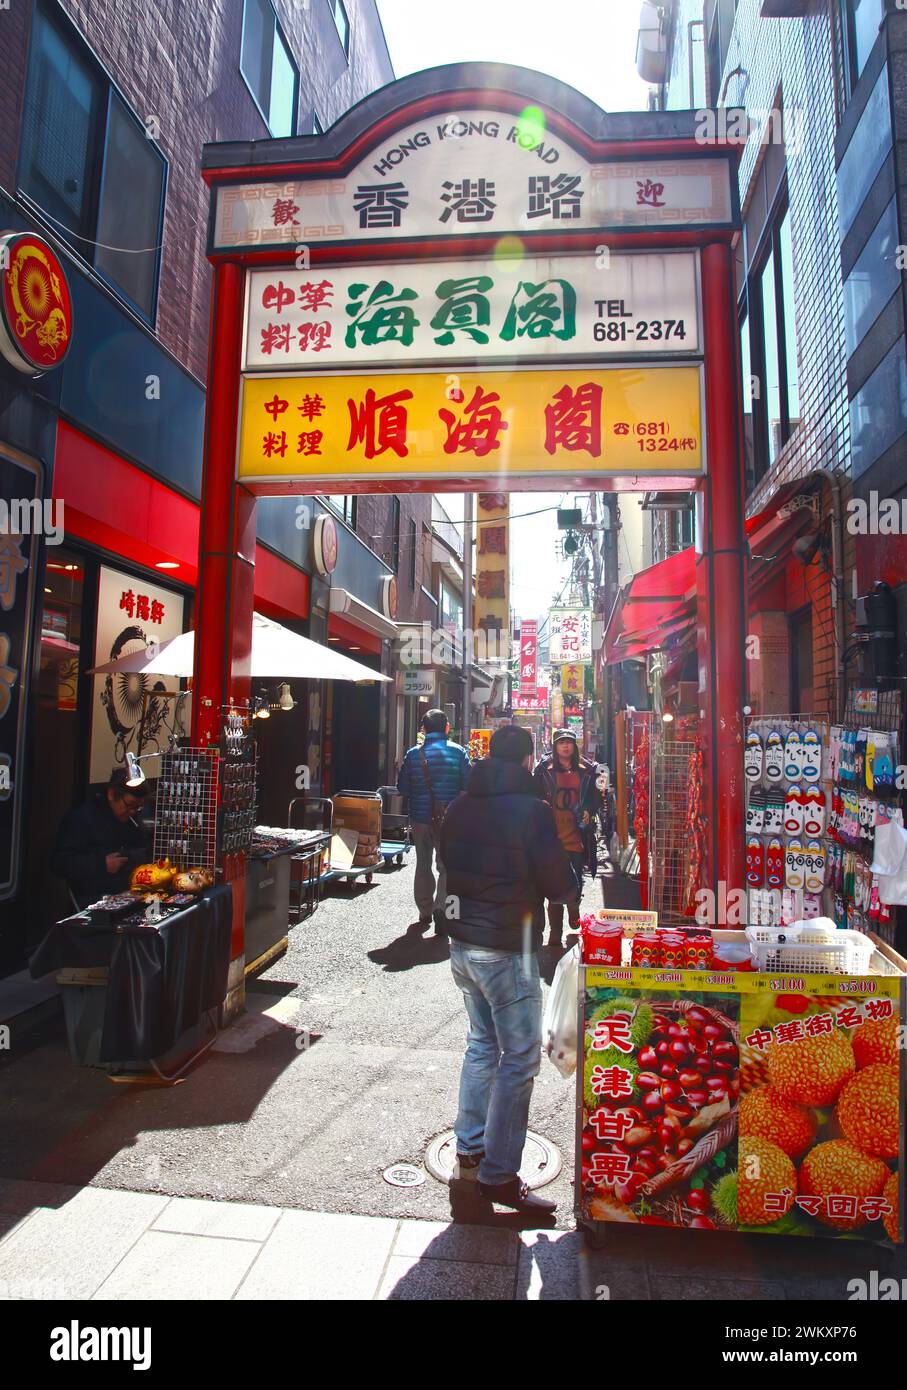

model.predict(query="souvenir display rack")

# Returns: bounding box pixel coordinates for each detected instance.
[218,705,257,858]
[744,714,831,929]
[152,747,220,872]
[829,682,904,946]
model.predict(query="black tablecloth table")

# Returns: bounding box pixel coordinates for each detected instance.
[29,884,233,1063]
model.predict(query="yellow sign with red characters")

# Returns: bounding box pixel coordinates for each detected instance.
[561,662,585,695]
[237,366,703,486]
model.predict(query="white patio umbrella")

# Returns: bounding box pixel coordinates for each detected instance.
[88,611,389,683]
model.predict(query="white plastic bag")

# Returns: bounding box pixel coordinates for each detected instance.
[871,818,907,905]
[542,942,580,1078]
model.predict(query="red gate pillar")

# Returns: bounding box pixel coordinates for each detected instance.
[192,261,255,972]
[697,241,747,902]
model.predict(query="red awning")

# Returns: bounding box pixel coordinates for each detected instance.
[602,481,819,667]
[603,548,696,664]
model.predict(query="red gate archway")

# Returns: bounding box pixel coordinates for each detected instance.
[195,64,747,958]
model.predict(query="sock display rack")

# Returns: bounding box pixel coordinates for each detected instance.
[218,705,258,858]
[744,714,831,928]
[827,684,904,947]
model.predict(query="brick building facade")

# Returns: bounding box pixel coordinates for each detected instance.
[661,0,876,720]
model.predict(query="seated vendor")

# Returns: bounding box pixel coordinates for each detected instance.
[52,767,153,910]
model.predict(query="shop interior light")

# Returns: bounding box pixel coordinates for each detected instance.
[155,561,179,569]
[277,682,295,711]
[662,710,675,723]
[125,751,146,787]
[253,692,271,719]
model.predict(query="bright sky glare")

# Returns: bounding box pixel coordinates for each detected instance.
[375,0,651,623]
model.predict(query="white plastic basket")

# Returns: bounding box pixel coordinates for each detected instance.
[745,926,876,975]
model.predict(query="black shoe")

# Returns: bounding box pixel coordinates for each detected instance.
[449,1176,494,1223]
[477,1178,557,1214]
[433,910,448,936]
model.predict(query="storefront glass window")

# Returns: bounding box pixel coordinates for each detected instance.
[26,549,86,934]
[740,309,755,491]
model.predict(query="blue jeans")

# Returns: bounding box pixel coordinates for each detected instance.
[449,940,542,1186]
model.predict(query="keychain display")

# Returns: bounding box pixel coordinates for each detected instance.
[218,706,258,857]
[153,748,219,871]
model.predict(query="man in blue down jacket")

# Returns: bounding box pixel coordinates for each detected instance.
[440,723,574,1217]
[397,708,470,932]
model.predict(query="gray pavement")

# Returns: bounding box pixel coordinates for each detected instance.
[2,855,905,1299]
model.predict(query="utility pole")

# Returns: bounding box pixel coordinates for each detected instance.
[462,491,473,743]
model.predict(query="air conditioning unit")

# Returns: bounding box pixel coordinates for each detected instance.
[637,1,668,85]
[760,0,812,16]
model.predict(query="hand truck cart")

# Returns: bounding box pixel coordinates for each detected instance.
[324,789,383,886]
[376,786,412,869]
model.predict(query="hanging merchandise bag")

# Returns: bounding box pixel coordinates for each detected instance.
[542,942,580,1079]
[871,816,907,905]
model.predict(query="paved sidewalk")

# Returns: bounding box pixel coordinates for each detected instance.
[0,1179,622,1300]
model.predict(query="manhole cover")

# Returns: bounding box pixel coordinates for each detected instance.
[424,1130,561,1190]
[383,1163,426,1188]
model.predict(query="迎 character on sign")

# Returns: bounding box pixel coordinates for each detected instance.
[500,279,576,341]
[439,385,508,456]
[352,182,410,229]
[439,177,496,223]
[544,382,603,456]
[527,173,584,219]
[347,387,413,459]
[0,536,28,613]
[345,281,419,348]
[637,178,666,208]
[431,275,494,345]
[0,635,17,719]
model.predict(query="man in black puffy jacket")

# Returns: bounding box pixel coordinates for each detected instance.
[440,724,574,1217]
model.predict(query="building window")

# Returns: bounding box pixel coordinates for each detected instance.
[422,523,432,589]
[391,497,401,572]
[240,0,299,137]
[334,495,357,528]
[18,1,166,321]
[312,110,324,134]
[843,198,900,356]
[740,193,800,487]
[328,0,351,56]
[705,0,737,106]
[409,517,417,590]
[842,0,885,94]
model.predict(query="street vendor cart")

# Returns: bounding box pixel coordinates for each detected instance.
[575,919,906,1249]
